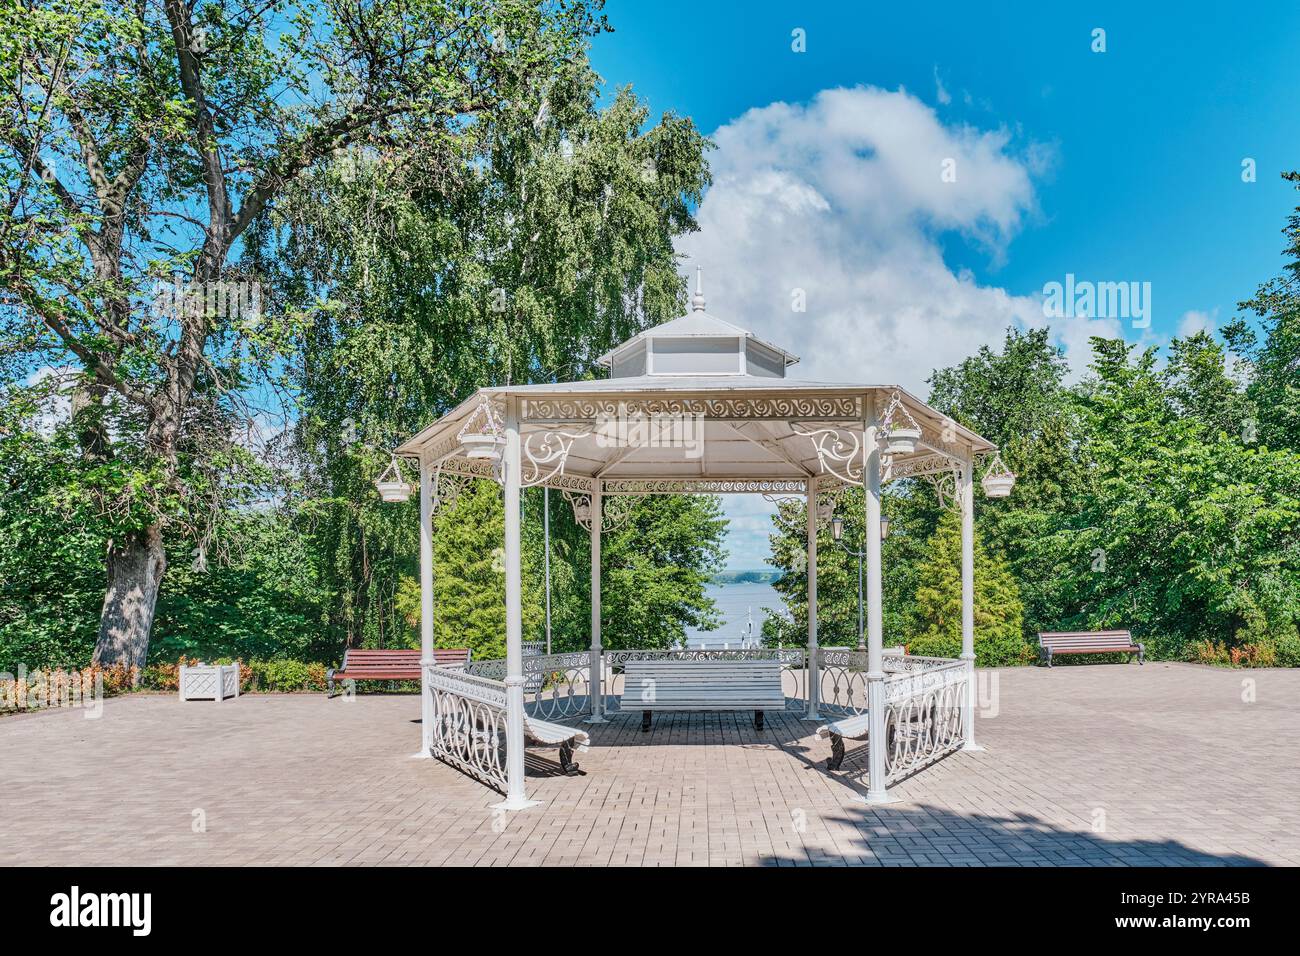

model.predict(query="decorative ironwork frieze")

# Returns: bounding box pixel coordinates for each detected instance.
[600,478,808,496]
[520,395,863,423]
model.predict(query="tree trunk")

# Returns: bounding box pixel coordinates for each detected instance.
[92,526,167,674]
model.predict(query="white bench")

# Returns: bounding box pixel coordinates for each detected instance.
[619,659,786,731]
[523,714,590,775]
[816,713,876,771]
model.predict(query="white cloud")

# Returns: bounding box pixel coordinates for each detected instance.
[677,85,1073,393]
[1177,308,1218,338]
[933,66,951,106]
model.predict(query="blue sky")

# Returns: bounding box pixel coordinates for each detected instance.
[590,0,1300,570]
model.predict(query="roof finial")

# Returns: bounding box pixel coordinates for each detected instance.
[691,264,706,312]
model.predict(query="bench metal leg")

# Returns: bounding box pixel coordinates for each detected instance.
[641,711,652,733]
[827,734,845,771]
[558,740,579,775]
[326,670,335,698]
[1045,648,1053,668]
[1138,644,1145,665]
[753,709,764,732]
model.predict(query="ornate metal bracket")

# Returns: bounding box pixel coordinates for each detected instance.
[430,465,476,519]
[791,425,865,486]
[922,459,965,511]
[563,489,636,534]
[521,429,589,489]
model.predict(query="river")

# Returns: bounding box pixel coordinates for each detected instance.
[683,580,788,649]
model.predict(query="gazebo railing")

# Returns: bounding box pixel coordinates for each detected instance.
[424,664,509,793]
[816,648,961,715]
[425,647,966,792]
[466,650,593,721]
[881,658,967,781]
[815,648,967,781]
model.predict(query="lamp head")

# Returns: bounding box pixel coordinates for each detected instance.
[831,516,844,541]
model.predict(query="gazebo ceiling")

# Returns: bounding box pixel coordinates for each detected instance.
[395,272,996,492]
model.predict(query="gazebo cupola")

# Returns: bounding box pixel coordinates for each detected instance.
[596,268,798,379]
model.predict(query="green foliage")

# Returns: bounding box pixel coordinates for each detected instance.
[263,38,715,657]
[908,511,1028,666]
[429,482,542,661]
[150,512,336,663]
[0,391,107,671]
[927,327,1087,636]
[244,659,328,694]
[1225,171,1300,453]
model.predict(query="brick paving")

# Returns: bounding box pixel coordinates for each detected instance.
[3,662,1296,866]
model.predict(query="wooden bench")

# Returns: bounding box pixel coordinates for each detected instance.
[619,659,786,732]
[327,647,471,697]
[1038,630,1143,666]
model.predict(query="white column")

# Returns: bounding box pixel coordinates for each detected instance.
[494,397,539,810]
[414,456,435,758]
[863,402,894,804]
[959,457,982,751]
[585,480,606,723]
[804,483,820,719]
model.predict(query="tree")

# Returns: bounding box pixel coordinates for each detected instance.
[926,327,1087,636]
[1224,171,1300,453]
[599,494,725,649]
[394,489,725,659]
[1060,337,1300,658]
[264,52,713,651]
[0,0,608,670]
[909,510,1027,666]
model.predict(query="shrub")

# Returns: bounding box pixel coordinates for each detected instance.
[910,511,1030,666]
[246,659,327,693]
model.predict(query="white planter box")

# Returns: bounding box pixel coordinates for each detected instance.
[179,663,240,702]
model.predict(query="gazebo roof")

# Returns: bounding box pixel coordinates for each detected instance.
[395,273,996,493]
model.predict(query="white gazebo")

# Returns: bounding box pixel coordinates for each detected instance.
[392,271,1012,809]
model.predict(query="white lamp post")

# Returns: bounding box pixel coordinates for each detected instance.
[831,512,890,651]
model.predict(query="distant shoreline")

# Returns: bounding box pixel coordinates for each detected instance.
[712,569,782,585]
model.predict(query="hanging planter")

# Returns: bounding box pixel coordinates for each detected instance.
[457,398,505,462]
[885,425,921,456]
[882,391,922,455]
[459,432,505,460]
[374,456,413,503]
[981,452,1016,498]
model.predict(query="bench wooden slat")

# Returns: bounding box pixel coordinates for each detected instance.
[1037,630,1143,666]
[327,647,471,695]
